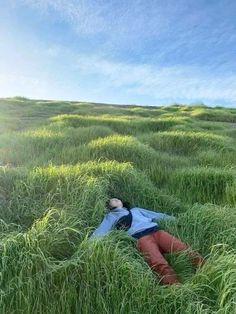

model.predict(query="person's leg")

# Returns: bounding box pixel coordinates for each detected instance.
[136,233,179,285]
[153,230,204,267]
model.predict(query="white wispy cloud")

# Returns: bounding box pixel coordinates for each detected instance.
[4,1,236,106]
[15,0,236,42]
[14,0,236,66]
[14,0,183,38]
[14,0,117,34]
[74,53,236,104]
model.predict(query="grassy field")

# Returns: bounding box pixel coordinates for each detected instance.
[0,96,236,314]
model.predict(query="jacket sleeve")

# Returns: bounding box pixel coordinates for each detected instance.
[137,207,175,221]
[90,213,116,238]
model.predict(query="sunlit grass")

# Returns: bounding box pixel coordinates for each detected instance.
[191,108,236,122]
[168,166,235,205]
[0,97,236,313]
[137,130,232,155]
[49,113,186,135]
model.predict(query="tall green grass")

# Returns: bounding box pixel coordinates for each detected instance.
[49,114,184,135]
[1,98,236,313]
[1,206,236,313]
[0,125,115,167]
[168,167,235,205]
[0,160,186,228]
[191,108,236,123]
[137,130,233,155]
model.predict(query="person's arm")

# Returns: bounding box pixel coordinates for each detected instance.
[137,207,175,221]
[90,213,116,238]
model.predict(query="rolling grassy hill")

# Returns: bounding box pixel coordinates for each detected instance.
[0,97,236,313]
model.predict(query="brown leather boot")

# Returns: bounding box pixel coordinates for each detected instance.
[188,251,205,267]
[154,264,180,285]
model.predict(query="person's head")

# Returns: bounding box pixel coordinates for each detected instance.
[106,198,131,211]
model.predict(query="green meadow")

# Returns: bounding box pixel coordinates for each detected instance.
[0,96,236,314]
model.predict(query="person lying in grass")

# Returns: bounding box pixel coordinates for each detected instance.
[90,197,205,285]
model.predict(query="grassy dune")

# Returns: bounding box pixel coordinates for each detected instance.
[0,97,236,313]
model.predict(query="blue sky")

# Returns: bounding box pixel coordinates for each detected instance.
[0,0,236,107]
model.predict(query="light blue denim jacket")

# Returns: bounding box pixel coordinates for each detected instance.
[90,207,175,239]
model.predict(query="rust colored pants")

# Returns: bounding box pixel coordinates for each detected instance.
[136,230,204,285]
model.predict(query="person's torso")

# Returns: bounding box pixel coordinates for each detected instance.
[109,207,159,237]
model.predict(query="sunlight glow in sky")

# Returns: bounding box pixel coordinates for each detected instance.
[0,0,236,107]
